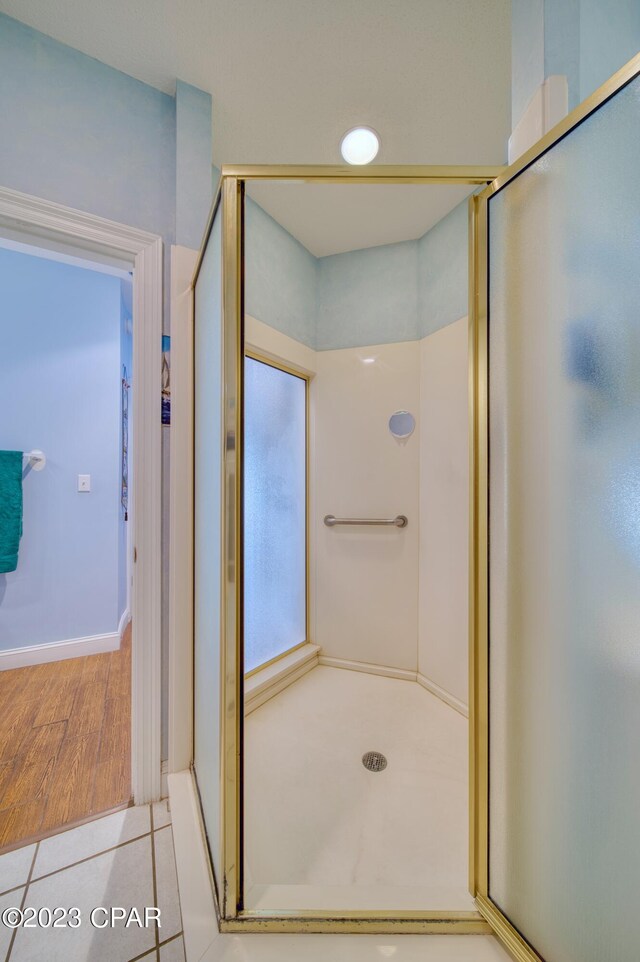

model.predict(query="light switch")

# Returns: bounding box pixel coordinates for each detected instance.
[78,474,91,492]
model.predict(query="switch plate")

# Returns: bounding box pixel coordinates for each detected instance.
[78,474,91,492]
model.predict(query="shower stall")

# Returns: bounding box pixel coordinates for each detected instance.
[188,54,640,956]
[192,166,498,934]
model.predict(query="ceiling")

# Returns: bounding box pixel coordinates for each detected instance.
[0,0,511,254]
[246,182,475,258]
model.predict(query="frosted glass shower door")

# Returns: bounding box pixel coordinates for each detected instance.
[487,72,640,960]
[193,203,223,888]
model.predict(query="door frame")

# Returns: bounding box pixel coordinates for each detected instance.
[168,245,199,775]
[469,50,640,962]
[186,165,506,932]
[0,185,163,805]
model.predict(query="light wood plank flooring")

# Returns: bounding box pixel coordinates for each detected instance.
[0,624,132,850]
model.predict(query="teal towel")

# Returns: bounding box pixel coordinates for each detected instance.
[0,451,23,573]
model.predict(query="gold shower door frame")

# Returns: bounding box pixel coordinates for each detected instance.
[192,164,501,934]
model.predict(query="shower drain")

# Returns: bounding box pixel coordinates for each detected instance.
[362,751,388,773]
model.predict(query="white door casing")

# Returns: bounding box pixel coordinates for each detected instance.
[0,184,163,804]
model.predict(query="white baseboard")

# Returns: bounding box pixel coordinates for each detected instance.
[245,643,320,715]
[118,607,131,640]
[0,631,121,671]
[241,648,469,719]
[317,656,469,717]
[168,771,219,961]
[318,655,416,683]
[416,672,468,718]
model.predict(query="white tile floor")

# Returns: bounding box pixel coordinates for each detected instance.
[0,801,184,962]
[0,788,514,962]
[245,666,474,912]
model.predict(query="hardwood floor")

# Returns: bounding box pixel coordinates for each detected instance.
[0,623,132,850]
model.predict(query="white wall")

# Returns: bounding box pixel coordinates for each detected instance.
[246,320,421,672]
[314,342,420,671]
[418,317,469,707]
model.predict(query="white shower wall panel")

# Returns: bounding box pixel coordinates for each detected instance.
[244,314,468,687]
[314,341,420,670]
[418,317,469,707]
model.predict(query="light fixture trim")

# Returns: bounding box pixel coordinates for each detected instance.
[340,126,380,165]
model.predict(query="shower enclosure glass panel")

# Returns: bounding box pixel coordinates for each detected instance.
[244,356,307,673]
[193,203,223,885]
[488,73,640,960]
[241,177,477,920]
[194,165,507,931]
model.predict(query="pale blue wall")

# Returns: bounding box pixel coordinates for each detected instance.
[246,199,468,350]
[512,0,545,128]
[0,14,175,243]
[0,13,213,758]
[316,240,418,350]
[0,248,122,651]
[176,81,213,250]
[245,198,317,347]
[578,0,640,102]
[418,201,468,338]
[512,0,640,123]
[544,0,580,110]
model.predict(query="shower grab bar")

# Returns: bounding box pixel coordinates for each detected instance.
[324,514,408,528]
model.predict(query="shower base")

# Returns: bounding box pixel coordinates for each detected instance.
[244,665,473,913]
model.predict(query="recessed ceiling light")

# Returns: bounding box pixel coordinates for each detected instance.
[362,357,376,364]
[340,126,380,165]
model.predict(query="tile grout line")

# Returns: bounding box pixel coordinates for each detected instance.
[149,804,160,960]
[0,806,176,962]
[0,816,172,894]
[6,840,39,961]
[126,947,160,962]
[0,883,28,900]
[159,931,183,948]
[21,827,154,886]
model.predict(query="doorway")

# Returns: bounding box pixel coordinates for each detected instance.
[0,184,162,850]
[0,240,133,848]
